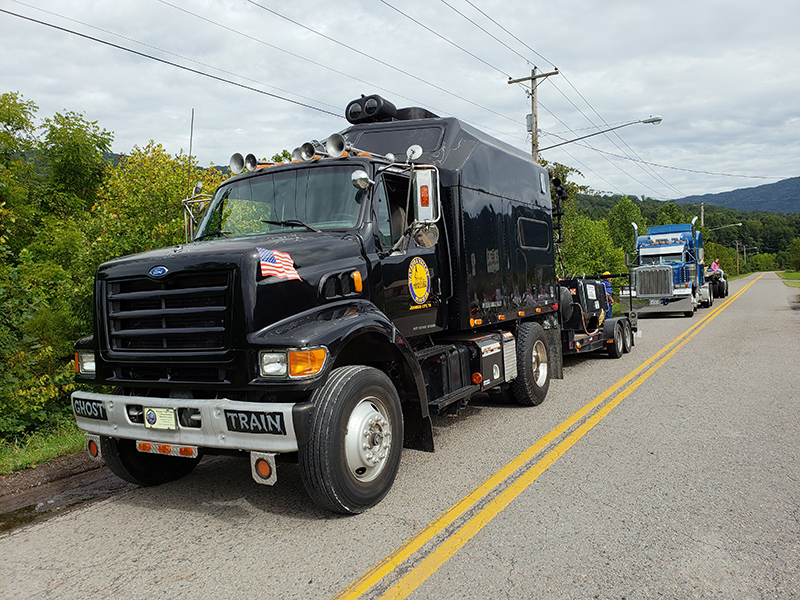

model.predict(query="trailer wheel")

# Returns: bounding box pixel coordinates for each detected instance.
[607,322,624,358]
[511,322,550,406]
[299,365,403,514]
[100,437,201,486]
[622,320,633,354]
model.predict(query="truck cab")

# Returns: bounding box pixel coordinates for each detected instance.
[628,222,711,317]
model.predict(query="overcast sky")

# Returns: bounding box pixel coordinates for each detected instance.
[2,0,798,199]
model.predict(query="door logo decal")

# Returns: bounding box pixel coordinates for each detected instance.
[408,257,431,304]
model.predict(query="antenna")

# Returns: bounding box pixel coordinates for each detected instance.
[187,108,195,195]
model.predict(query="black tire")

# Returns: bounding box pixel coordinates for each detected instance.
[622,320,633,354]
[100,436,201,486]
[684,309,694,317]
[713,280,722,298]
[510,322,550,406]
[723,280,729,297]
[607,322,624,358]
[299,365,403,514]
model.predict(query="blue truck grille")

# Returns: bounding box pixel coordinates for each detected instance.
[104,271,232,352]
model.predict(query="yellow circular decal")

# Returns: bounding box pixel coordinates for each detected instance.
[408,257,431,304]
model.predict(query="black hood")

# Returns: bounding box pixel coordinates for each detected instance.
[97,232,367,341]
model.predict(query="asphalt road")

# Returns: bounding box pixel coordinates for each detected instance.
[2,272,797,600]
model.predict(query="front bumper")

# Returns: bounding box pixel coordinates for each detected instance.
[630,295,694,315]
[71,391,310,454]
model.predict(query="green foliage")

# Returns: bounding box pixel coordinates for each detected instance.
[270,149,291,163]
[0,93,228,441]
[748,252,778,272]
[779,238,800,271]
[654,201,687,226]
[606,196,645,256]
[40,111,113,216]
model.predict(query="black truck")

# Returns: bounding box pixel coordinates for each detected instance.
[71,95,634,514]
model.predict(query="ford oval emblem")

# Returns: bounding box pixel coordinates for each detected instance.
[149,265,169,277]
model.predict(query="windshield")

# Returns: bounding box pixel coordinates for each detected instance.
[640,252,684,265]
[196,165,365,239]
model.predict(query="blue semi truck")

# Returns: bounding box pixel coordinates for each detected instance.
[625,219,713,317]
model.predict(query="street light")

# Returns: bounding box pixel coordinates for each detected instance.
[707,222,742,232]
[539,116,663,151]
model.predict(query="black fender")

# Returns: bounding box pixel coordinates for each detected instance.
[249,299,434,452]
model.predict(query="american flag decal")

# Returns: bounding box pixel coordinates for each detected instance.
[257,247,301,281]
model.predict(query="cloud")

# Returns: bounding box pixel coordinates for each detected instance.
[1,0,798,197]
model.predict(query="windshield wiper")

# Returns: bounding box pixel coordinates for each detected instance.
[194,229,230,241]
[262,219,321,233]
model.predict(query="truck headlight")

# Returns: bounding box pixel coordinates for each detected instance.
[259,352,288,377]
[75,351,96,375]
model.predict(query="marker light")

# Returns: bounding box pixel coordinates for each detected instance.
[420,185,430,207]
[472,372,483,384]
[288,348,327,378]
[255,458,272,480]
[351,270,363,293]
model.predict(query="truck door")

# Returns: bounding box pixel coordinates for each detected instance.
[374,173,441,339]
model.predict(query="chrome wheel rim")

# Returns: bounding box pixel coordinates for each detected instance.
[344,396,392,483]
[532,339,548,388]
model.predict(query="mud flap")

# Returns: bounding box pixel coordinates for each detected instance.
[543,325,563,380]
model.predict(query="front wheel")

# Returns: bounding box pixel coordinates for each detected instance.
[511,322,550,406]
[299,365,403,514]
[100,437,201,486]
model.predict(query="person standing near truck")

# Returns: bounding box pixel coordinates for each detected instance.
[602,272,614,319]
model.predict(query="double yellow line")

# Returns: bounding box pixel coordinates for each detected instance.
[337,274,762,600]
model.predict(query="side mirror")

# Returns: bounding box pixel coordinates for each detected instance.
[192,181,203,196]
[412,167,439,223]
[414,224,440,249]
[351,170,374,190]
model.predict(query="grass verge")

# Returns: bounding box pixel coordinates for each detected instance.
[778,271,800,288]
[0,419,85,476]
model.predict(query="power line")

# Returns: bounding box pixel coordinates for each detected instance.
[377,0,512,78]
[244,0,521,124]
[0,8,340,117]
[11,0,340,112]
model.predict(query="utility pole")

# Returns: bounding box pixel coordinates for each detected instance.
[508,68,559,161]
[701,203,704,227]
[735,239,740,275]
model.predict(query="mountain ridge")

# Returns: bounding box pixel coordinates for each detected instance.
[674,176,800,213]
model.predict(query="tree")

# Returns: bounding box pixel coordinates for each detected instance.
[654,201,687,226]
[39,111,113,216]
[606,196,645,256]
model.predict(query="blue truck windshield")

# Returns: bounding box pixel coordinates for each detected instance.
[640,252,684,265]
[196,166,365,238]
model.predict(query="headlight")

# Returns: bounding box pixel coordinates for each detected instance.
[75,351,96,375]
[258,348,328,379]
[259,352,288,378]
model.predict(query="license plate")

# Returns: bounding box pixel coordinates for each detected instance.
[649,299,660,306]
[144,407,177,430]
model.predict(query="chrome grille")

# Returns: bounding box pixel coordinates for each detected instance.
[633,265,673,297]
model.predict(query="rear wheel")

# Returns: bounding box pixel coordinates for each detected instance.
[100,437,201,486]
[511,322,550,406]
[622,320,633,353]
[299,365,403,514]
[607,322,624,358]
